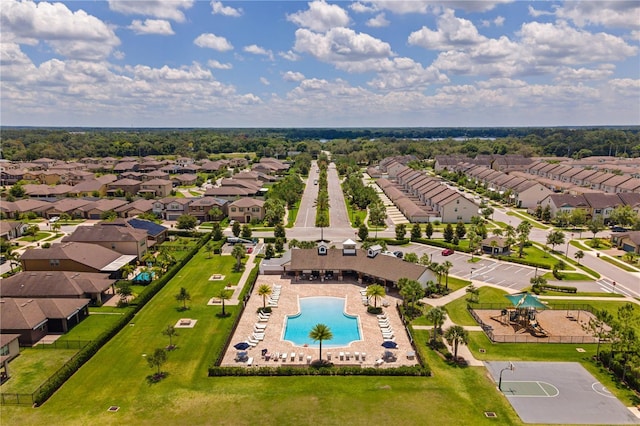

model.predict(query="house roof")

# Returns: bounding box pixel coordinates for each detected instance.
[288,248,432,284]
[20,242,130,272]
[126,218,168,237]
[0,271,115,298]
[62,224,147,244]
[229,198,265,208]
[0,298,90,330]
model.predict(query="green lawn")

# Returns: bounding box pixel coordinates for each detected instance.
[0,349,78,394]
[505,211,547,229]
[19,232,51,242]
[540,272,593,281]
[57,313,128,342]
[600,255,639,272]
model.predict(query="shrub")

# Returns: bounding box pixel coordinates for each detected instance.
[208,365,431,377]
[367,306,383,315]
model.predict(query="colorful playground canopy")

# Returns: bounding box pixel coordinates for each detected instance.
[505,292,547,310]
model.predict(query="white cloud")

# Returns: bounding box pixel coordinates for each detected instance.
[554,66,615,82]
[1,0,120,61]
[555,2,640,30]
[282,71,305,82]
[207,59,232,70]
[287,0,350,32]
[294,27,392,65]
[367,13,389,28]
[367,57,448,90]
[279,50,300,61]
[494,16,505,27]
[210,1,242,17]
[108,0,193,23]
[128,19,174,35]
[350,2,378,13]
[408,9,485,50]
[244,44,274,61]
[608,78,640,97]
[518,21,637,65]
[359,1,512,15]
[194,33,233,51]
[260,77,270,86]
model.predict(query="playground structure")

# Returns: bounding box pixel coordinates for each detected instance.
[490,293,549,338]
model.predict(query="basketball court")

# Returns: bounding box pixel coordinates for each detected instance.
[485,361,640,424]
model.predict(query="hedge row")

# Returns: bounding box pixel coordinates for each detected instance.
[598,351,640,393]
[412,238,472,253]
[208,365,431,377]
[263,237,287,244]
[495,254,549,269]
[376,238,409,246]
[33,234,209,406]
[540,284,577,293]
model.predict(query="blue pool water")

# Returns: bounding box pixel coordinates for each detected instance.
[133,271,155,283]
[283,297,361,348]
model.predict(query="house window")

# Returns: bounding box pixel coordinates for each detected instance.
[49,259,60,267]
[0,344,10,356]
[231,208,236,212]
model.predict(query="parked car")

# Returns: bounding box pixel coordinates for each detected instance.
[441,248,454,256]
[0,256,6,265]
[246,247,253,254]
[393,250,403,259]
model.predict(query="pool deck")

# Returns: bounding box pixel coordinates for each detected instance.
[221,275,419,368]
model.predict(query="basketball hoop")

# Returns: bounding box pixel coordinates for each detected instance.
[499,362,515,391]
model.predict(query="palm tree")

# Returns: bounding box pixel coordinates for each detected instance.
[309,323,333,362]
[218,288,232,316]
[426,306,447,347]
[121,263,135,280]
[231,244,245,271]
[365,284,385,308]
[574,250,584,265]
[399,279,424,311]
[444,325,469,362]
[442,261,453,290]
[257,284,272,309]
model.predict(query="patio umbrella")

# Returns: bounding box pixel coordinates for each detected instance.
[234,342,250,350]
[381,341,398,349]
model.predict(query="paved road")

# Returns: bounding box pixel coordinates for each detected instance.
[294,161,319,229]
[326,162,350,228]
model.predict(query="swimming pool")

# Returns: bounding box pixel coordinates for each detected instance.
[133,271,155,283]
[283,297,361,348]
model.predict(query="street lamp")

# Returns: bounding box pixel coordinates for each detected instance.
[470,267,476,282]
[498,362,515,391]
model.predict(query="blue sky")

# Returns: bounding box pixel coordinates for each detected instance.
[1,1,639,127]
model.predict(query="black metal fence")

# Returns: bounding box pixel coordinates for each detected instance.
[468,303,599,344]
[1,340,91,405]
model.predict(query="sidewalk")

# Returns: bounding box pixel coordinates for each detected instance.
[226,244,261,305]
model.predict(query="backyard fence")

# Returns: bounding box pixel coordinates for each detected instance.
[1,340,92,406]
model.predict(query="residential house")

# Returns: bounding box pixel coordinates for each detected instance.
[187,197,228,222]
[582,193,622,222]
[139,179,173,197]
[0,199,51,219]
[481,236,510,255]
[0,271,116,304]
[228,198,265,223]
[0,298,90,346]
[67,174,117,197]
[0,221,28,240]
[62,223,148,257]
[611,231,640,254]
[20,242,136,277]
[73,199,129,220]
[539,194,590,218]
[0,334,21,380]
[125,218,169,246]
[106,178,142,196]
[152,197,193,220]
[114,199,155,218]
[171,174,198,187]
[44,198,92,219]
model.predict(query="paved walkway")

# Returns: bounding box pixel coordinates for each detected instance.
[226,244,261,305]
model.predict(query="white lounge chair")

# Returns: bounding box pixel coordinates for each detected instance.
[257,316,269,323]
[247,338,258,346]
[246,357,254,366]
[306,355,312,364]
[290,352,295,361]
[299,352,304,361]
[376,314,387,319]
[375,358,384,366]
[345,352,350,360]
[254,323,267,329]
[339,352,344,361]
[361,352,366,361]
[327,352,332,360]
[355,352,360,361]
[281,352,287,361]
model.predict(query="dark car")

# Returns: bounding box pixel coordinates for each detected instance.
[441,248,454,256]
[393,251,403,259]
[0,256,6,265]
